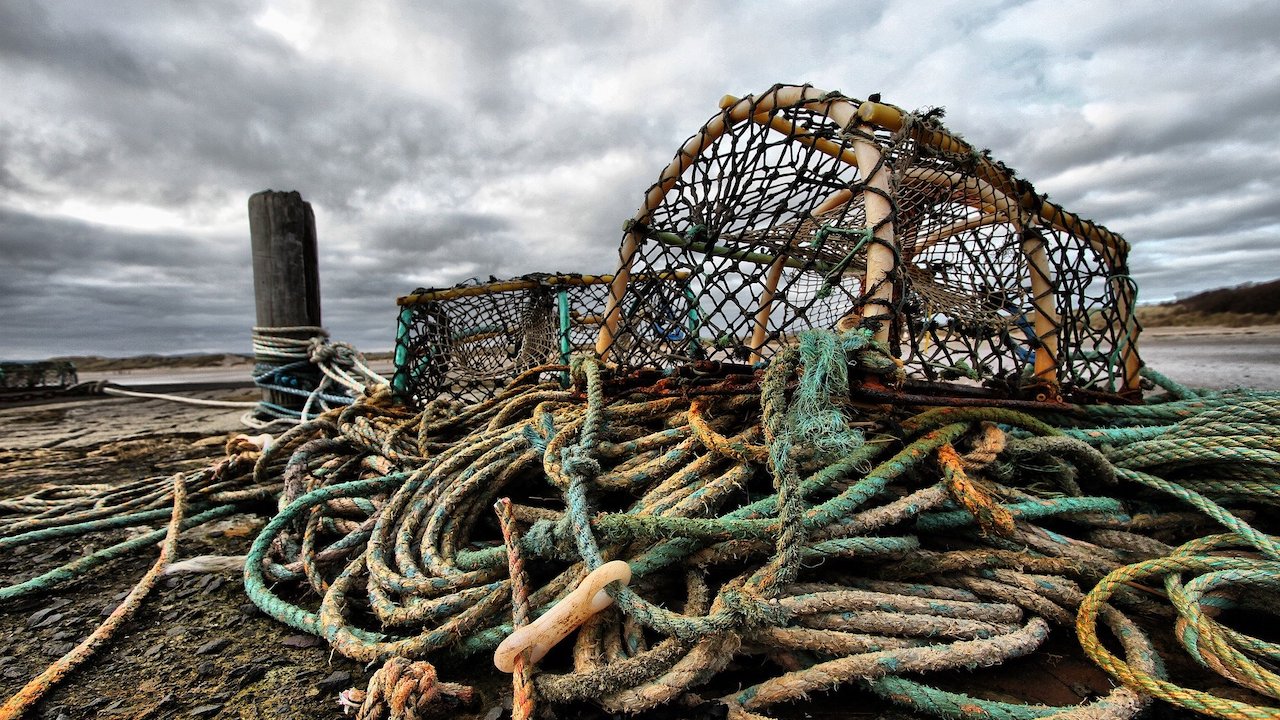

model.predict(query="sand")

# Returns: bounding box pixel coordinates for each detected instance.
[1138,324,1280,390]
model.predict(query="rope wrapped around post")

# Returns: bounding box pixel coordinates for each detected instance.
[248,325,388,428]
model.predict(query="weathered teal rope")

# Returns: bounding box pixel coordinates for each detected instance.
[0,506,200,549]
[243,475,401,637]
[0,505,239,601]
[213,341,1280,719]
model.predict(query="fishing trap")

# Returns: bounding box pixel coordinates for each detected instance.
[595,84,1141,400]
[391,85,1142,408]
[391,272,693,406]
[0,361,78,394]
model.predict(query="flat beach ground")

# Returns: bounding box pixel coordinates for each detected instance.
[1,327,1274,718]
[1138,324,1280,390]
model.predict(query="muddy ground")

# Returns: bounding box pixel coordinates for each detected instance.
[0,384,1237,719]
[0,393,380,719]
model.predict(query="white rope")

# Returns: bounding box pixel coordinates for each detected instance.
[239,410,292,431]
[100,385,259,409]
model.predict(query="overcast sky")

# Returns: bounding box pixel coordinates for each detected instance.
[2,0,1278,359]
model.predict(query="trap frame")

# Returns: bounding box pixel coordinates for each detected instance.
[595,84,1141,400]
[392,272,693,406]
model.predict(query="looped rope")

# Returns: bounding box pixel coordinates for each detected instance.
[22,329,1280,720]
[560,445,601,481]
[338,657,475,719]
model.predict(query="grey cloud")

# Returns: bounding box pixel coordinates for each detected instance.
[2,4,461,218]
[0,207,254,357]
[3,0,1279,360]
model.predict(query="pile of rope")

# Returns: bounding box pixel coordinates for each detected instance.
[4,328,1280,720]
[235,329,1280,720]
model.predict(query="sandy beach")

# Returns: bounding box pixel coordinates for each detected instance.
[1137,324,1280,390]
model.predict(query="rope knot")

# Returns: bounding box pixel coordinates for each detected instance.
[329,341,361,366]
[720,587,787,630]
[311,338,359,366]
[560,445,601,482]
[521,517,577,560]
[306,336,334,363]
[338,657,475,720]
[567,354,594,386]
[307,338,359,367]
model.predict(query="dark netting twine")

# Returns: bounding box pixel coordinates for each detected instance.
[596,84,1140,401]
[884,108,1135,397]
[392,272,692,407]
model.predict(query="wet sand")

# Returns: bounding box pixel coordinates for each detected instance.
[1138,325,1280,390]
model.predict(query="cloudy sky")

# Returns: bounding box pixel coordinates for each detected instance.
[2,0,1278,359]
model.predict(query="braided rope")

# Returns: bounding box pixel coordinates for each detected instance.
[247,326,388,428]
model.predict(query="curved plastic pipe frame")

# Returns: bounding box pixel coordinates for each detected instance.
[597,86,876,359]
[493,560,633,673]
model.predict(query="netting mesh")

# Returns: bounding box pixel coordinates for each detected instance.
[886,114,1040,389]
[598,84,1140,399]
[391,85,1139,407]
[392,273,691,406]
[600,95,881,369]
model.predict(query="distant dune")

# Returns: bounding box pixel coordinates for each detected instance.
[1137,278,1280,328]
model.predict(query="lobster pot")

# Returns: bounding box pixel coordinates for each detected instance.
[0,361,78,391]
[597,84,1141,398]
[392,272,691,407]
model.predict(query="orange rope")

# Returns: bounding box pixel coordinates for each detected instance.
[939,443,1015,536]
[0,475,188,720]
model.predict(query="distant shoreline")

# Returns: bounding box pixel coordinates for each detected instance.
[46,350,394,373]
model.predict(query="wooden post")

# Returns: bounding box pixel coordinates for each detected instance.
[248,190,323,413]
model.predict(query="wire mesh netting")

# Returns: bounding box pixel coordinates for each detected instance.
[392,272,692,406]
[597,84,1140,399]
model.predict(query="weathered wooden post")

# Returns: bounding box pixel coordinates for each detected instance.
[247,190,323,417]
